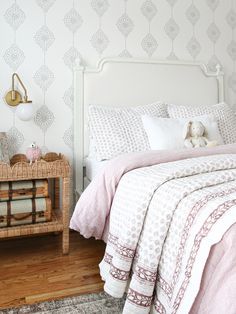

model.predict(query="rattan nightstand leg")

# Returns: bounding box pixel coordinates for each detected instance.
[54,178,60,209]
[62,177,70,254]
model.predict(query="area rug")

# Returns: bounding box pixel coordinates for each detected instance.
[0,292,125,314]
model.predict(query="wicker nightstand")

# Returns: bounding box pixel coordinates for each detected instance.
[0,152,71,255]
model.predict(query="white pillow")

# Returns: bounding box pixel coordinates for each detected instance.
[88,102,168,160]
[142,115,224,150]
[168,102,236,144]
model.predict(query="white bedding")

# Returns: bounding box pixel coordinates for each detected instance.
[71,144,236,313]
[85,157,108,181]
[99,153,236,314]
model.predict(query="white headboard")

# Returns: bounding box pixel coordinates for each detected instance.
[74,58,224,196]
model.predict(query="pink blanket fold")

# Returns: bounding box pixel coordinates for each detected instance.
[190,223,236,313]
[70,144,236,239]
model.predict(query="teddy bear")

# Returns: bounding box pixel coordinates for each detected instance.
[183,121,217,148]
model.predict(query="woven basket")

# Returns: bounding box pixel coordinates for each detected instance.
[0,152,70,181]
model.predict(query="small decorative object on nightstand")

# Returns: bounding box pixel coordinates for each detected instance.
[0,152,71,255]
[26,142,42,165]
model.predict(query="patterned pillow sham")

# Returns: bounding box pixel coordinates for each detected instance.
[168,102,236,144]
[88,102,168,160]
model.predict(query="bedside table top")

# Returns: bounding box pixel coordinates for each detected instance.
[0,152,70,181]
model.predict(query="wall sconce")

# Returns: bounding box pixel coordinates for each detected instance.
[5,73,34,121]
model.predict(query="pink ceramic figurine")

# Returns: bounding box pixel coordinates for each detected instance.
[26,142,42,165]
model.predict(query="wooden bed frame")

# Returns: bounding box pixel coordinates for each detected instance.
[73,58,225,197]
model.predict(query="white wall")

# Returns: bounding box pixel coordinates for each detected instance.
[0,0,235,159]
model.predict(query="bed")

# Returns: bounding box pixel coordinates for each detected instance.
[73,58,225,194]
[71,58,236,314]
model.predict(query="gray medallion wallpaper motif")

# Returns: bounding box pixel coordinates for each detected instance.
[0,0,236,159]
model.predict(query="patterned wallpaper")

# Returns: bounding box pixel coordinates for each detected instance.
[0,0,236,160]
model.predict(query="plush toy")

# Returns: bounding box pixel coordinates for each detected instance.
[26,142,42,165]
[183,121,217,148]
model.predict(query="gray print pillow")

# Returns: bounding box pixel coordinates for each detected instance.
[89,102,168,160]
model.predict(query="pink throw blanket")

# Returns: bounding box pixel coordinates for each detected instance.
[70,144,236,239]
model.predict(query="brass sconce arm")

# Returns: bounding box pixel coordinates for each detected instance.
[5,73,32,107]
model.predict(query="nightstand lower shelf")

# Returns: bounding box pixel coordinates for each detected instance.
[0,211,69,254]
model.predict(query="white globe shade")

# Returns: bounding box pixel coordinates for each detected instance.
[16,103,34,121]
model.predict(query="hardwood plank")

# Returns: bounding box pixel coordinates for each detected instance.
[25,282,104,304]
[0,231,106,310]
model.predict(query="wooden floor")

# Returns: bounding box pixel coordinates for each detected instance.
[0,232,106,310]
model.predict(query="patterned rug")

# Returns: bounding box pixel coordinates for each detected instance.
[0,292,125,314]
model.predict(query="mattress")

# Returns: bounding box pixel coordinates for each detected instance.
[84,157,108,181]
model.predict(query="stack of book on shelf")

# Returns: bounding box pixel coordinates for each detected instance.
[0,180,52,228]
